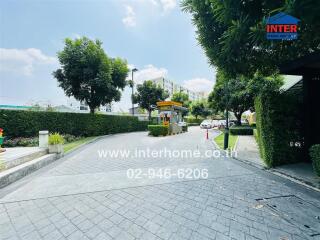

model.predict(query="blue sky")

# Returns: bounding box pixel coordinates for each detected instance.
[0,0,216,111]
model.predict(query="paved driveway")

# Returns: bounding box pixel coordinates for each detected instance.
[0,127,319,240]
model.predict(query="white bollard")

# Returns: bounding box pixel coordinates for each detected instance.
[39,131,49,148]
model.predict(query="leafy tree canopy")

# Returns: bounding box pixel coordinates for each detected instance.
[208,70,283,125]
[182,0,320,77]
[53,37,128,113]
[133,80,169,119]
[191,100,211,119]
[171,92,191,117]
[171,92,190,108]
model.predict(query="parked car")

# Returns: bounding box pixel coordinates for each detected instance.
[211,120,220,128]
[218,120,226,127]
[200,120,212,129]
[241,119,248,125]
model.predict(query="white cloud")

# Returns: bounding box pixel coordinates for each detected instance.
[122,5,136,27]
[133,64,168,83]
[121,0,176,27]
[142,0,176,12]
[159,0,176,12]
[183,78,215,93]
[0,48,57,76]
[71,33,82,39]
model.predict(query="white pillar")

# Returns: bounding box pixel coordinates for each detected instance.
[39,131,49,148]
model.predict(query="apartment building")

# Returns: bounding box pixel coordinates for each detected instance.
[149,77,207,101]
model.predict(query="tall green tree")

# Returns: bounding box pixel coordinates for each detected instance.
[171,92,190,107]
[191,101,210,119]
[171,92,191,116]
[208,70,283,125]
[53,37,129,113]
[182,0,320,77]
[133,81,169,120]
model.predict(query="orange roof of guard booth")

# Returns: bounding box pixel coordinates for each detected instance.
[156,101,182,107]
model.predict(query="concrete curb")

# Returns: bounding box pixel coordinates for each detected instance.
[232,156,266,170]
[210,133,320,193]
[232,154,320,193]
[211,138,220,149]
[0,154,59,189]
[233,135,240,152]
[269,168,320,193]
[63,136,101,156]
[4,149,47,170]
[211,130,222,150]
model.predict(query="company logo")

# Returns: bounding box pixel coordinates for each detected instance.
[266,12,300,40]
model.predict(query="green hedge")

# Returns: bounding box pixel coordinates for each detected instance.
[187,123,200,126]
[0,110,149,138]
[255,91,303,167]
[229,125,253,135]
[185,117,204,124]
[253,129,258,141]
[310,144,320,176]
[148,125,168,136]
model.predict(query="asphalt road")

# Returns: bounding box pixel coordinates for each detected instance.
[0,127,319,240]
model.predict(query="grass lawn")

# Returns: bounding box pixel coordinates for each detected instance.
[214,132,238,150]
[63,137,97,153]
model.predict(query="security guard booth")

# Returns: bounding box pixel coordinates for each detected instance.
[156,101,188,135]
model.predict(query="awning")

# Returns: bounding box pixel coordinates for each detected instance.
[279,52,320,75]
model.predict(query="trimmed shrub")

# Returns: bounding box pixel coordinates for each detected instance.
[0,110,149,138]
[229,125,253,135]
[185,117,204,125]
[310,144,320,176]
[63,134,81,143]
[148,125,168,136]
[3,137,38,147]
[255,91,303,167]
[3,134,81,148]
[187,123,199,126]
[49,133,64,145]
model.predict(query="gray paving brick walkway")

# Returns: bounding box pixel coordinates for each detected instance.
[0,127,319,240]
[235,136,265,167]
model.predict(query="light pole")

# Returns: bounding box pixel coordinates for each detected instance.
[131,68,138,116]
[224,80,230,150]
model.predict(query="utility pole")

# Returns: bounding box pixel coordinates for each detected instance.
[131,68,138,116]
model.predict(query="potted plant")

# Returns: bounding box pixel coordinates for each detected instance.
[48,133,64,154]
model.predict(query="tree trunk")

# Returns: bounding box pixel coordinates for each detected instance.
[148,110,152,121]
[235,112,242,125]
[90,107,95,114]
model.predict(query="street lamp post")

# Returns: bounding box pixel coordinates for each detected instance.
[224,80,230,150]
[131,68,138,116]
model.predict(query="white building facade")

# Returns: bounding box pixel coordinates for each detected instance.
[67,99,112,113]
[149,77,207,101]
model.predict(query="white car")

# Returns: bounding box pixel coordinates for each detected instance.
[211,120,219,128]
[200,120,212,129]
